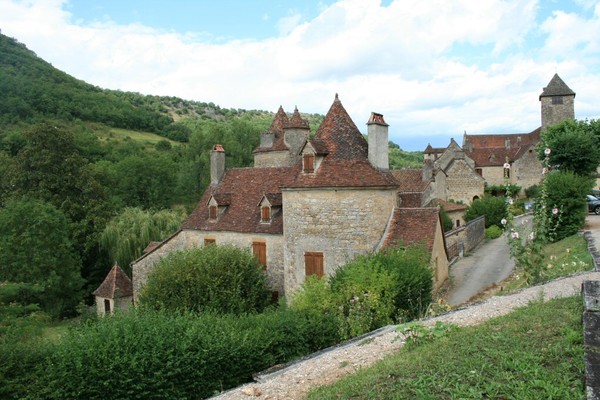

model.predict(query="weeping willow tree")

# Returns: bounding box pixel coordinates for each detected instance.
[100,207,186,273]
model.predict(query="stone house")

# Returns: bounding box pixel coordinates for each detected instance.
[132,95,449,301]
[92,263,133,316]
[462,74,576,191]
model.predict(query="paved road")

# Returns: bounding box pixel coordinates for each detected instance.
[446,215,532,306]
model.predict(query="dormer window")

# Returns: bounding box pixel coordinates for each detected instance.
[209,205,217,220]
[303,153,315,173]
[261,206,271,223]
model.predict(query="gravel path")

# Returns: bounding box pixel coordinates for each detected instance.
[212,220,600,400]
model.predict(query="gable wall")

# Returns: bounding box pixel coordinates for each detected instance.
[282,188,396,297]
[513,149,543,191]
[445,159,485,204]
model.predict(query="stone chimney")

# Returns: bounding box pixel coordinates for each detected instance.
[367,112,389,170]
[210,144,225,186]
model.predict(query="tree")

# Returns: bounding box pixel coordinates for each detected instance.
[539,119,600,176]
[464,195,507,228]
[100,207,186,272]
[543,171,592,241]
[0,198,84,317]
[139,245,271,314]
[9,123,113,288]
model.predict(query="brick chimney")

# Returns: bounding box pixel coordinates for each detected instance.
[367,112,389,170]
[210,144,225,186]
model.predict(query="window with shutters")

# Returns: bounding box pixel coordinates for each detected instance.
[304,252,324,278]
[261,206,271,223]
[209,205,217,220]
[204,238,216,246]
[252,241,267,270]
[303,153,315,173]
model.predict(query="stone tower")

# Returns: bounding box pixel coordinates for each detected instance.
[539,73,575,131]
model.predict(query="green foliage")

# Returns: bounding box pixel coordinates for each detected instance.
[485,183,521,197]
[0,315,52,400]
[397,321,457,348]
[0,34,172,132]
[0,198,84,317]
[388,145,423,169]
[440,207,454,231]
[28,308,339,400]
[524,184,539,199]
[139,245,271,314]
[539,119,600,176]
[292,245,433,340]
[485,225,503,239]
[464,195,507,228]
[100,207,186,271]
[543,170,592,241]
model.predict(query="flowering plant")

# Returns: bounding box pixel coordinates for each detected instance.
[504,148,561,284]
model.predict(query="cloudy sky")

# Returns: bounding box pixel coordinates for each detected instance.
[1,0,598,150]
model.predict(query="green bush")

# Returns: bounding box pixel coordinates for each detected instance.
[544,171,593,241]
[291,245,433,340]
[30,308,339,400]
[485,225,503,239]
[525,184,539,199]
[464,195,507,228]
[139,245,271,314]
[440,208,454,231]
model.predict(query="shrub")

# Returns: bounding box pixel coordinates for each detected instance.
[440,208,454,231]
[139,245,271,314]
[543,171,593,241]
[464,195,507,228]
[30,308,339,400]
[525,184,539,199]
[485,225,503,239]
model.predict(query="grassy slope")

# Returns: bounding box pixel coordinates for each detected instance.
[308,296,584,399]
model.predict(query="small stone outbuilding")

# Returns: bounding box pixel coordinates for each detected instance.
[93,264,133,316]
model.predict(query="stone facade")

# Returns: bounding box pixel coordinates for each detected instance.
[444,158,485,204]
[282,188,397,296]
[463,74,575,193]
[132,96,450,302]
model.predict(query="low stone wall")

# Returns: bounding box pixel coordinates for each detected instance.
[444,216,485,259]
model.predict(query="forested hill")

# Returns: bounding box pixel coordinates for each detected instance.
[0,33,174,131]
[0,33,285,136]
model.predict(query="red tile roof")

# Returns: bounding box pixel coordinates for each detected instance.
[288,107,310,129]
[464,128,541,167]
[392,169,428,192]
[253,106,290,153]
[288,95,397,188]
[383,208,443,254]
[93,264,133,299]
[182,166,299,234]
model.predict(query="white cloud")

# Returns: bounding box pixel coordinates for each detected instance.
[0,0,598,150]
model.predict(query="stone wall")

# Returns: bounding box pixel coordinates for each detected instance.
[254,151,292,168]
[131,230,284,301]
[431,219,449,288]
[513,147,543,191]
[481,166,505,186]
[541,95,575,130]
[282,188,397,297]
[445,159,485,204]
[444,215,485,259]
